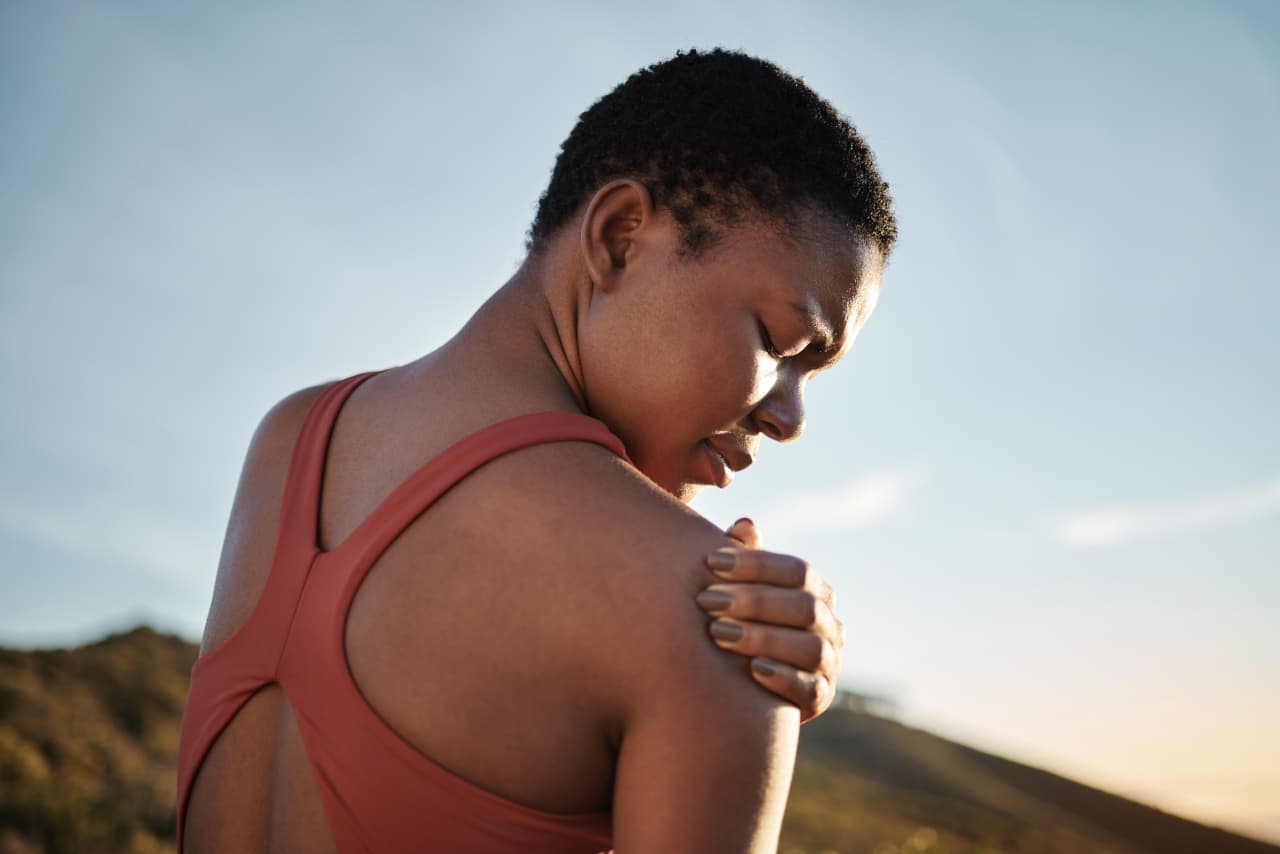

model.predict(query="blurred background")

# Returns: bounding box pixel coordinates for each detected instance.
[2,1,1277,850]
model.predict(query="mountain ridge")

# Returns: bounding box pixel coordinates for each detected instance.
[0,626,1273,854]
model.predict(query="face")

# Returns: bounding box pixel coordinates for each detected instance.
[578,207,883,503]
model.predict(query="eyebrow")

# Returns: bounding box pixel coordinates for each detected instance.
[788,298,840,356]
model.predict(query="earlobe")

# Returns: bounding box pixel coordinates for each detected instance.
[579,179,653,293]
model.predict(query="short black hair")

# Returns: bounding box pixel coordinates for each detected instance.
[526,47,897,261]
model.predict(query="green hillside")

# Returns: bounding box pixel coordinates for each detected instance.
[0,627,1273,854]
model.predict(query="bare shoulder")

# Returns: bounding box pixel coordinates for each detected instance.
[244,380,333,466]
[457,438,800,849]
[444,435,774,727]
[198,379,334,655]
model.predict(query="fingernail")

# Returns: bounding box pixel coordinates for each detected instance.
[709,619,743,644]
[751,658,777,677]
[695,590,732,613]
[733,517,754,529]
[706,549,736,574]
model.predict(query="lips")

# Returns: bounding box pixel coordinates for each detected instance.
[707,436,754,474]
[702,435,755,488]
[702,440,733,488]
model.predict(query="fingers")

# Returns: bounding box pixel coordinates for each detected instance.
[702,535,845,724]
[747,658,832,724]
[724,517,763,548]
[696,583,827,632]
[706,617,838,676]
[701,545,845,667]
[706,546,809,587]
[707,546,835,610]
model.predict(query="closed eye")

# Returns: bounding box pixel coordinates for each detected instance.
[758,320,783,359]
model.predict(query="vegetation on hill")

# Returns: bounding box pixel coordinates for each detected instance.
[0,627,194,853]
[0,627,1274,854]
[785,705,1278,854]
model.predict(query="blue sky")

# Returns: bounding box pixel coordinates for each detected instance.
[2,0,1277,843]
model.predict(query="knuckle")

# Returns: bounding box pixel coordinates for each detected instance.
[818,639,838,675]
[804,634,826,671]
[798,591,821,629]
[813,674,829,703]
[741,585,769,617]
[792,557,812,588]
[753,631,778,659]
[742,551,768,582]
[802,562,821,591]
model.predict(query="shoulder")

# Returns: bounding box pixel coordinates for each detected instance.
[243,380,333,466]
[226,376,350,493]
[471,440,800,849]
[199,378,337,655]
[211,379,336,591]
[447,436,776,723]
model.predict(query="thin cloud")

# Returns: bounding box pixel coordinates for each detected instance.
[1052,475,1280,548]
[762,465,924,535]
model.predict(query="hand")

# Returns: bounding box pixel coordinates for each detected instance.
[696,518,844,723]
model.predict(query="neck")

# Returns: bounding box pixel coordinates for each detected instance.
[407,239,594,417]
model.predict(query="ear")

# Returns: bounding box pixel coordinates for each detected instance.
[579,179,655,293]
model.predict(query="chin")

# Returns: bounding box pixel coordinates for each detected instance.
[647,470,703,504]
[672,481,705,504]
[632,455,708,505]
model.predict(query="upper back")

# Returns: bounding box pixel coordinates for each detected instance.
[178,364,747,853]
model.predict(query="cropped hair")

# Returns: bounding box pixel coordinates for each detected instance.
[526,47,898,261]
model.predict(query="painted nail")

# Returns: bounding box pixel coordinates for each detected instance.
[695,590,733,613]
[751,658,777,678]
[709,620,743,644]
[706,549,736,573]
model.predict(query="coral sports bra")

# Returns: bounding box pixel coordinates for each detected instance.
[176,369,629,853]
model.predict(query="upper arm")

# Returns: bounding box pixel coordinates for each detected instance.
[217,381,332,537]
[200,381,331,654]
[610,618,800,853]
[507,447,801,851]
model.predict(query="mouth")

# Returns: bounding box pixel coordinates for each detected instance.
[701,439,733,488]
[700,436,754,489]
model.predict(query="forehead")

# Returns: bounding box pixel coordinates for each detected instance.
[703,213,882,341]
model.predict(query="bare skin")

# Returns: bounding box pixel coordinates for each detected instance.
[183,179,882,852]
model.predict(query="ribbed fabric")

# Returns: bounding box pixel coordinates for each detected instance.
[177,369,627,853]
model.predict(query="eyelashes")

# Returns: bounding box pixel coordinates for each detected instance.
[758,320,783,359]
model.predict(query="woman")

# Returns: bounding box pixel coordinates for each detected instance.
[178,48,896,853]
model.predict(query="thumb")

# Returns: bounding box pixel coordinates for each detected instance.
[726,517,762,549]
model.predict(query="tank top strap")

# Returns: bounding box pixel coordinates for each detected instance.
[273,369,385,562]
[334,410,632,571]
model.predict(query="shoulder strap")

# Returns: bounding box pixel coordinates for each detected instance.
[331,410,631,571]
[272,370,384,564]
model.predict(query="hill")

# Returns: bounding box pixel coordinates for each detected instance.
[786,701,1278,853]
[0,627,1274,853]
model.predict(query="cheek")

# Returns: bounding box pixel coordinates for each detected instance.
[704,346,776,418]
[671,315,777,416]
[702,352,763,412]
[744,354,777,404]
[577,298,695,447]
[579,291,768,455]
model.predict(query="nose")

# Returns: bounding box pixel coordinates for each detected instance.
[752,375,806,443]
